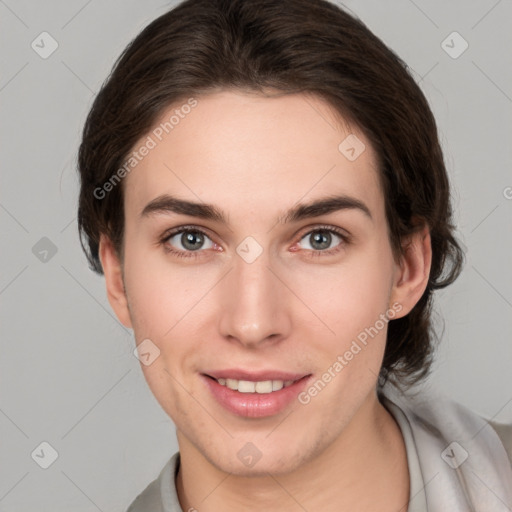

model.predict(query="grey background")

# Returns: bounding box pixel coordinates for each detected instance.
[1,0,511,510]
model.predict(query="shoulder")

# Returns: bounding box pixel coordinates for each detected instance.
[487,419,512,465]
[125,452,181,512]
[380,383,512,467]
[126,477,165,512]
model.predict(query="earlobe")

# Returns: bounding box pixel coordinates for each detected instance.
[98,234,133,328]
[390,224,432,318]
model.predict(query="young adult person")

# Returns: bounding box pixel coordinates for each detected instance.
[76,1,512,510]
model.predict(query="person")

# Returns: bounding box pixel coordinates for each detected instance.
[76,0,512,510]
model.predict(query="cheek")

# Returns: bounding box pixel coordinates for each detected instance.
[121,237,203,336]
[122,244,215,385]
[299,249,394,340]
[123,253,201,414]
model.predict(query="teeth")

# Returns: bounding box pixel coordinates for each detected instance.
[255,381,273,393]
[272,380,284,391]
[215,378,297,393]
[226,378,238,390]
[238,380,256,393]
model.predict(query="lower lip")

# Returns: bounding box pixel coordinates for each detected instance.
[202,375,312,418]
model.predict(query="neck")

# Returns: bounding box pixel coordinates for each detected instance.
[176,389,410,512]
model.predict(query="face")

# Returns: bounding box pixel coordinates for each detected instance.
[100,90,427,476]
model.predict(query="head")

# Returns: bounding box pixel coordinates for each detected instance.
[77,0,463,475]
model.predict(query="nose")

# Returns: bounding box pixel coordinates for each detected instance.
[218,246,291,349]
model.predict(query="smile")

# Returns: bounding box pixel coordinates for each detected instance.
[214,378,297,394]
[202,373,312,418]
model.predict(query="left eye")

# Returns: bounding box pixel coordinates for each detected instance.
[297,228,345,252]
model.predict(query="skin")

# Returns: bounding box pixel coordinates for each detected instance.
[99,90,432,511]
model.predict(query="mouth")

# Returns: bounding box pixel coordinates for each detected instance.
[204,375,299,394]
[201,371,312,418]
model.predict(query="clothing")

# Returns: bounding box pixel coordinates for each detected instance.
[126,386,512,511]
[381,385,512,511]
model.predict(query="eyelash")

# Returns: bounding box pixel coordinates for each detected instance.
[159,224,350,260]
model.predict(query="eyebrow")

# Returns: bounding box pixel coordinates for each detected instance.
[140,193,372,224]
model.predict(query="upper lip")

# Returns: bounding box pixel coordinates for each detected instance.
[204,369,310,382]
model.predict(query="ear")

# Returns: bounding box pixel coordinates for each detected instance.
[389,223,432,318]
[98,234,132,328]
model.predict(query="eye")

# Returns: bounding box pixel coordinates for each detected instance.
[160,224,349,260]
[296,226,348,257]
[161,227,216,258]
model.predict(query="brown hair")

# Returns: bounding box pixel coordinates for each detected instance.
[77,0,464,389]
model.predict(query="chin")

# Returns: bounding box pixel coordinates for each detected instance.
[204,442,311,477]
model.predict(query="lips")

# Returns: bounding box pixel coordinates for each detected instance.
[201,370,312,418]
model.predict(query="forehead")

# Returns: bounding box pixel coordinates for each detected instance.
[122,90,384,224]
